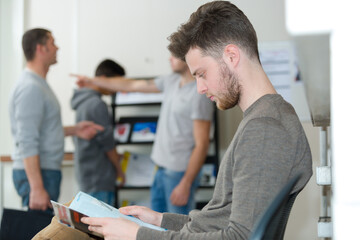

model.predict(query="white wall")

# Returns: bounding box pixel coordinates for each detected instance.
[0,0,25,216]
[0,0,321,239]
[0,0,24,155]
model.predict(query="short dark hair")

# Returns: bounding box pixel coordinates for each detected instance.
[95,59,126,77]
[168,1,259,62]
[22,28,51,61]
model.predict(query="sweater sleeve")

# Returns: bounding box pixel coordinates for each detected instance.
[14,83,44,158]
[161,213,189,231]
[136,213,189,239]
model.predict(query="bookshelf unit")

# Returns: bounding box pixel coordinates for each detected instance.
[110,91,219,208]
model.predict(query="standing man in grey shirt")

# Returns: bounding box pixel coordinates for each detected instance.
[9,28,103,212]
[74,55,214,214]
[78,1,313,239]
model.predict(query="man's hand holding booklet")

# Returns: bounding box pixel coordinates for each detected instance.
[51,191,166,238]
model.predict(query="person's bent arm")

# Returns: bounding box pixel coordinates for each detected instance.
[63,121,104,140]
[106,148,126,186]
[170,120,211,206]
[74,74,160,93]
[24,155,52,210]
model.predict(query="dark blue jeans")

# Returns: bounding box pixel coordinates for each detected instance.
[13,169,61,212]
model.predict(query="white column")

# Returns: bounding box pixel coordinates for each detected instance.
[332,0,360,238]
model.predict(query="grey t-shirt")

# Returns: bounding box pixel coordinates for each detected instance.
[137,94,313,239]
[9,69,64,170]
[151,74,213,171]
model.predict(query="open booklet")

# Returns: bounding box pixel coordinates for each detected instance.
[51,191,166,238]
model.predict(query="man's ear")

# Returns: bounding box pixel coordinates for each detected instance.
[223,44,240,68]
[36,44,45,57]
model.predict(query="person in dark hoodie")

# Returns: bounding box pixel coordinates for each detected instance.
[71,59,126,206]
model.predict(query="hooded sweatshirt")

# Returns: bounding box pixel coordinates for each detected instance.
[71,88,116,193]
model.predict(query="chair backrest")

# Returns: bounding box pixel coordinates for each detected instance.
[249,174,302,240]
[0,208,53,240]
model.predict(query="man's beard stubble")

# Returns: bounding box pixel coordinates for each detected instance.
[216,61,241,110]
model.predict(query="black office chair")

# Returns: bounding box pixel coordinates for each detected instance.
[249,174,302,240]
[0,208,53,240]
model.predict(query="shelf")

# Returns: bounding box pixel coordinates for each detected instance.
[116,185,215,190]
[111,90,163,107]
[111,102,161,107]
[115,141,154,145]
[116,186,151,190]
[114,116,158,144]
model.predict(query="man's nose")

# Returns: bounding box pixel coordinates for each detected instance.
[196,79,207,94]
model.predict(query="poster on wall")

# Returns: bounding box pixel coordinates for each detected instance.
[130,122,157,143]
[259,41,295,104]
[258,41,310,121]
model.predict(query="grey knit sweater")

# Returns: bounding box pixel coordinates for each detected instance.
[9,69,64,170]
[137,94,313,239]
